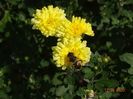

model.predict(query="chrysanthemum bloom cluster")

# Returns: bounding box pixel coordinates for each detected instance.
[31,5,67,37]
[52,38,91,70]
[31,5,94,70]
[60,16,94,39]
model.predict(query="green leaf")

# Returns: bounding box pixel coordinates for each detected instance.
[4,32,10,38]
[129,78,133,87]
[82,68,94,79]
[8,0,21,5]
[0,78,4,87]
[119,53,133,66]
[76,88,85,97]
[106,41,112,48]
[64,75,75,85]
[128,67,133,74]
[56,86,68,96]
[102,17,110,23]
[0,10,11,32]
[63,93,73,99]
[111,16,119,25]
[18,12,26,22]
[131,90,133,93]
[97,78,118,88]
[95,82,104,92]
[63,85,74,99]
[120,53,133,74]
[0,91,9,99]
[52,73,62,86]
[40,60,49,68]
[100,92,113,99]
[43,75,50,82]
[28,8,35,16]
[67,85,74,94]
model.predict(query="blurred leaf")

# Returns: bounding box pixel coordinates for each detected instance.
[120,53,133,74]
[0,78,4,86]
[67,85,74,95]
[18,12,26,22]
[97,78,118,88]
[5,32,10,38]
[106,41,112,48]
[28,8,35,17]
[8,0,21,5]
[111,16,119,25]
[82,68,94,79]
[64,74,75,85]
[121,10,133,21]
[52,73,62,86]
[56,86,68,96]
[0,10,11,32]
[49,87,56,94]
[43,75,50,82]
[131,90,133,93]
[119,53,133,67]
[76,88,85,97]
[126,0,133,4]
[62,85,74,99]
[63,93,73,99]
[102,17,110,23]
[0,91,9,99]
[99,92,113,99]
[128,67,133,74]
[129,78,133,87]
[40,60,49,68]
[95,82,104,92]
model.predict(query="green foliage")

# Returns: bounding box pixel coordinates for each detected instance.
[0,0,133,98]
[120,53,133,67]
[0,67,10,99]
[0,10,11,32]
[120,53,133,74]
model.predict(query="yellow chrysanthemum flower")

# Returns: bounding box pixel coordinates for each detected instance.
[83,90,95,99]
[52,38,91,70]
[62,16,94,39]
[31,5,67,37]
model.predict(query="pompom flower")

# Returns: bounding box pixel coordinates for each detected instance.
[31,5,67,37]
[61,16,94,39]
[52,38,91,70]
[84,90,95,99]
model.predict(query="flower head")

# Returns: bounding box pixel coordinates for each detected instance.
[84,89,95,99]
[31,5,66,37]
[52,38,91,70]
[62,16,94,39]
